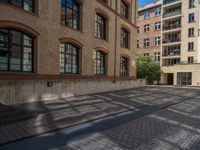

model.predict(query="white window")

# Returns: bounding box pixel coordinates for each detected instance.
[189,13,195,23]
[144,38,150,47]
[144,24,150,32]
[155,52,160,62]
[189,0,195,8]
[155,37,161,46]
[155,8,161,16]
[188,57,194,64]
[155,21,161,30]
[144,11,150,19]
[188,28,194,37]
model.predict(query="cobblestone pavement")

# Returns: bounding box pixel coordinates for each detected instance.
[1,86,200,150]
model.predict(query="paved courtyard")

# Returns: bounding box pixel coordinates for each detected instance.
[1,86,200,150]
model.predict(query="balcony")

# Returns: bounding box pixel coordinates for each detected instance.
[162,39,181,45]
[163,10,181,19]
[162,58,180,66]
[163,0,181,7]
[163,23,181,31]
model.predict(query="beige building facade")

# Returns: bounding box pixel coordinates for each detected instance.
[161,0,200,86]
[0,0,145,104]
[138,0,200,86]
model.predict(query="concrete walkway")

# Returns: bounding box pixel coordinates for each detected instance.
[1,86,200,150]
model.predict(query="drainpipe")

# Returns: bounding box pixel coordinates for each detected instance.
[113,0,118,83]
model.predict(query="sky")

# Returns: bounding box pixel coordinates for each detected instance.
[138,0,155,8]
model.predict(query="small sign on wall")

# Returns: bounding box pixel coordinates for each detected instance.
[47,82,53,87]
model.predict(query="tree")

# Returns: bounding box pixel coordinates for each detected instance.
[137,54,162,85]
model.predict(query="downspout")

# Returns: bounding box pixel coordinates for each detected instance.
[113,0,118,83]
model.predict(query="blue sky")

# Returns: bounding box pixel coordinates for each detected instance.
[139,0,155,7]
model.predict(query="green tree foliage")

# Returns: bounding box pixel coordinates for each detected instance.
[137,54,162,85]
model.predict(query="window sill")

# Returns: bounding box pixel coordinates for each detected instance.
[189,6,196,9]
[188,50,195,52]
[94,36,108,42]
[120,46,130,50]
[0,2,39,17]
[188,35,195,38]
[189,21,196,23]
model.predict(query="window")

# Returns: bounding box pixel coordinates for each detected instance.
[155,21,161,30]
[189,13,195,23]
[0,29,33,72]
[137,40,139,48]
[2,0,34,12]
[61,0,80,30]
[120,1,129,19]
[144,38,150,48]
[120,57,129,76]
[60,43,79,74]
[144,53,149,58]
[188,42,194,51]
[188,28,194,37]
[188,57,194,64]
[95,14,106,40]
[189,0,195,8]
[155,8,161,16]
[155,37,161,46]
[121,28,129,48]
[144,11,150,19]
[144,24,150,32]
[137,27,139,33]
[155,52,160,62]
[95,51,106,75]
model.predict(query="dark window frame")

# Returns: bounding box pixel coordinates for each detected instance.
[61,0,80,30]
[120,0,129,19]
[1,0,35,13]
[0,28,34,72]
[95,51,106,75]
[120,57,129,76]
[60,43,80,74]
[95,13,106,40]
[121,28,129,48]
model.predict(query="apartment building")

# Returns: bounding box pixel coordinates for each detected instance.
[138,0,162,63]
[0,0,143,104]
[161,0,200,86]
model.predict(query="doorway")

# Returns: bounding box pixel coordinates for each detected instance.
[167,73,174,85]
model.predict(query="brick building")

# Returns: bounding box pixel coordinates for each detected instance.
[0,0,144,104]
[137,0,162,63]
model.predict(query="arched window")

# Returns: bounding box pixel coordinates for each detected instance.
[95,51,106,75]
[120,57,129,76]
[60,43,80,74]
[0,29,33,72]
[61,0,80,30]
[95,14,106,40]
[2,0,35,12]
[121,28,129,48]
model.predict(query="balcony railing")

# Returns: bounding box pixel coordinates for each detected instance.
[163,10,181,18]
[163,39,181,44]
[163,24,181,31]
[163,0,181,5]
[162,52,180,57]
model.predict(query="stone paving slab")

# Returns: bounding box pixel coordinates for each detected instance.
[62,107,200,150]
[0,86,200,148]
